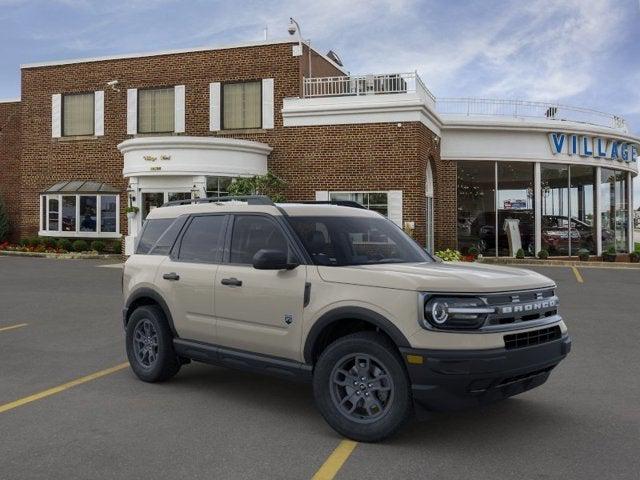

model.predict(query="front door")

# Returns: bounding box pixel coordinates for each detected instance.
[214,214,307,360]
[156,214,228,344]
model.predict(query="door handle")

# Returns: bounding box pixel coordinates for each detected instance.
[162,272,180,281]
[221,277,242,287]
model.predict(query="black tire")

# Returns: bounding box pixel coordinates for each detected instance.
[313,331,413,442]
[126,305,180,382]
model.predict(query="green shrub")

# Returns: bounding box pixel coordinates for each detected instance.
[72,239,89,252]
[606,245,616,255]
[91,240,106,253]
[57,238,73,252]
[468,246,479,256]
[515,248,525,259]
[19,238,29,247]
[27,236,41,247]
[630,251,640,263]
[435,248,462,262]
[40,237,57,249]
[537,249,549,260]
[110,239,122,254]
[577,248,590,261]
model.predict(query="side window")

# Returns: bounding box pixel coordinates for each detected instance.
[177,215,226,263]
[230,216,289,264]
[149,216,187,256]
[136,218,174,254]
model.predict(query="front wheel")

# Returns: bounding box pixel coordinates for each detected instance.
[126,305,180,382]
[313,332,413,442]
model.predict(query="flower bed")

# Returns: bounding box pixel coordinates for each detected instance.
[0,237,122,258]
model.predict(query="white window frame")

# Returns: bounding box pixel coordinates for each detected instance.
[53,91,104,138]
[39,194,121,238]
[328,191,391,215]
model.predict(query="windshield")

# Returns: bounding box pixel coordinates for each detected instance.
[288,216,433,266]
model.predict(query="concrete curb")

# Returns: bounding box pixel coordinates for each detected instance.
[478,257,640,269]
[0,250,121,260]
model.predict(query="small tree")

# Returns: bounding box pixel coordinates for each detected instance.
[0,194,10,242]
[227,172,286,202]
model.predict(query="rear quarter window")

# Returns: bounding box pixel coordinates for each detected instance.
[136,218,175,254]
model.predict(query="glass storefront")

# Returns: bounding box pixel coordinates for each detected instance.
[457,161,630,257]
[570,165,596,254]
[600,168,628,253]
[541,165,597,255]
[457,161,496,255]
[497,163,535,256]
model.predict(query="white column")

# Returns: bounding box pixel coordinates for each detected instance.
[125,177,140,255]
[628,171,634,253]
[534,162,541,255]
[595,167,602,256]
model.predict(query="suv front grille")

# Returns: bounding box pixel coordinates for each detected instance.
[483,288,558,327]
[504,326,562,350]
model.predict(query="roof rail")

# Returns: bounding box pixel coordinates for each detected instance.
[298,200,366,209]
[161,195,275,208]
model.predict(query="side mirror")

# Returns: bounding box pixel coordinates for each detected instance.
[252,249,298,270]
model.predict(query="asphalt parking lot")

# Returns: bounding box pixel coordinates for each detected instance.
[1,257,639,480]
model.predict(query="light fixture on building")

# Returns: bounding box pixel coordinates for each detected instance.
[126,186,136,204]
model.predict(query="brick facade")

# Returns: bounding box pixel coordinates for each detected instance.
[0,101,21,241]
[6,40,457,249]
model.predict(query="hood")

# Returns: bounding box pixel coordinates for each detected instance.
[317,262,554,293]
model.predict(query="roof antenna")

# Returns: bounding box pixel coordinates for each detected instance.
[263,25,268,41]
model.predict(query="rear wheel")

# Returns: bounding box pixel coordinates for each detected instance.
[126,305,180,382]
[313,331,413,442]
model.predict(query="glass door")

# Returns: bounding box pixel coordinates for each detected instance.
[141,192,165,220]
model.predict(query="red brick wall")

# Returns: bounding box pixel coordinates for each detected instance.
[18,42,305,238]
[0,101,21,241]
[14,41,456,249]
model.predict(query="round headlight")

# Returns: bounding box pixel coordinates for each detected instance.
[430,301,449,324]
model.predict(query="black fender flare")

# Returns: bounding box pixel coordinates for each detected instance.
[124,287,178,337]
[303,306,411,364]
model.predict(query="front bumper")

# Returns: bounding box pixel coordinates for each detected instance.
[400,334,571,411]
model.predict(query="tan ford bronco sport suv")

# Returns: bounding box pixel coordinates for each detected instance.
[123,196,571,442]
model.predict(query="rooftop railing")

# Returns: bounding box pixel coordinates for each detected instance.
[301,74,628,131]
[436,97,628,131]
[303,72,436,104]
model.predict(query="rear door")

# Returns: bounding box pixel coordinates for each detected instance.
[156,214,228,344]
[214,214,307,360]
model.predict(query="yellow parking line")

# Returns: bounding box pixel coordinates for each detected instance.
[311,440,358,480]
[0,362,128,414]
[571,266,584,283]
[0,323,28,333]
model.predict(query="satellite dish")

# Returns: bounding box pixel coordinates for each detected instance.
[326,50,344,67]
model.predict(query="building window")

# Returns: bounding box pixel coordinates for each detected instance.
[138,87,175,133]
[222,81,261,130]
[206,176,234,198]
[101,195,117,233]
[457,161,496,256]
[497,163,535,257]
[62,92,94,136]
[329,192,389,217]
[40,194,120,237]
[600,168,628,253]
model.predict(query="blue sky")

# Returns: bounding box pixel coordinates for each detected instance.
[1,0,639,203]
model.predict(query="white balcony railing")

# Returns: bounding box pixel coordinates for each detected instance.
[303,72,436,104]
[436,97,628,131]
[302,74,628,131]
